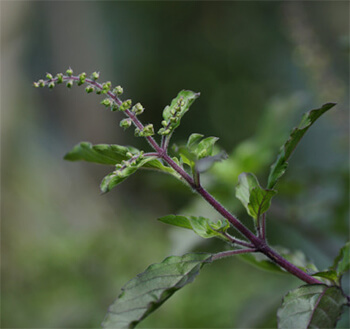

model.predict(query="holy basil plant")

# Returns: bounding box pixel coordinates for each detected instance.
[35,69,349,329]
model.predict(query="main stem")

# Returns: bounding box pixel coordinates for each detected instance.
[159,153,321,285]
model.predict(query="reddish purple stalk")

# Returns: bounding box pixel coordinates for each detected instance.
[38,74,322,285]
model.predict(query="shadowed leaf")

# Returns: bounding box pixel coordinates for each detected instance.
[102,253,212,329]
[277,284,347,329]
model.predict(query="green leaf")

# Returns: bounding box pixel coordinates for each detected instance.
[240,246,318,275]
[101,156,160,193]
[64,142,137,165]
[162,90,200,133]
[158,215,231,241]
[277,284,347,329]
[193,136,219,159]
[331,241,350,278]
[236,173,276,221]
[102,253,212,329]
[314,242,350,285]
[187,133,204,148]
[267,103,336,189]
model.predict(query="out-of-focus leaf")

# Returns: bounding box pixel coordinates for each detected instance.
[158,214,231,241]
[195,151,228,173]
[277,284,347,329]
[236,172,276,221]
[240,246,318,275]
[313,242,350,285]
[64,142,137,165]
[331,241,350,278]
[162,90,200,133]
[267,103,336,189]
[102,253,212,329]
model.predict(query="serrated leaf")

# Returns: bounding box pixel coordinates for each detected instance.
[236,173,276,221]
[64,142,137,165]
[100,157,159,193]
[267,103,336,189]
[277,284,347,329]
[102,253,212,329]
[162,90,200,133]
[158,215,231,241]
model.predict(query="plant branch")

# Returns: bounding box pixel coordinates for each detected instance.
[212,248,256,261]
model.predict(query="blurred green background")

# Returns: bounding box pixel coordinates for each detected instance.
[1,1,349,328]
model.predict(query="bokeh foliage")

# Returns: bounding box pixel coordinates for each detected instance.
[1,1,349,328]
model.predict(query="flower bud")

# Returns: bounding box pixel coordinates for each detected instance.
[46,73,53,80]
[56,73,63,84]
[132,103,144,115]
[77,72,86,86]
[91,71,100,80]
[85,85,94,93]
[101,81,112,93]
[48,81,55,89]
[101,98,112,107]
[142,124,154,137]
[113,85,123,96]
[33,82,40,88]
[120,118,132,130]
[38,79,45,87]
[66,80,73,88]
[66,68,73,76]
[120,99,132,111]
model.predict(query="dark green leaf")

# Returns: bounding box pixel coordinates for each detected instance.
[64,142,137,165]
[267,103,336,189]
[277,284,347,329]
[102,253,212,329]
[194,136,219,159]
[158,215,231,241]
[236,173,276,221]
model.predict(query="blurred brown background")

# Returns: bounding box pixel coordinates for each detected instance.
[1,1,349,328]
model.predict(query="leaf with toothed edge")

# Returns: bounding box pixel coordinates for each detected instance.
[277,284,347,329]
[102,253,212,329]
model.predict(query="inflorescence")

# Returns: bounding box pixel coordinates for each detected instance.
[34,68,155,138]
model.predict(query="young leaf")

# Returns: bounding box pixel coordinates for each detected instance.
[267,103,336,189]
[161,90,200,134]
[236,173,276,221]
[277,284,347,329]
[100,156,160,193]
[158,214,231,241]
[102,253,212,329]
[331,241,350,279]
[313,242,350,285]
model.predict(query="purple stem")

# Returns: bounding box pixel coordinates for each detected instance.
[40,74,322,285]
[212,248,256,261]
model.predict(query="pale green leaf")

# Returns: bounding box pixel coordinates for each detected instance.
[331,241,350,278]
[102,253,212,329]
[277,284,347,329]
[267,103,336,189]
[162,90,200,133]
[158,215,231,241]
[236,173,276,221]
[64,142,137,165]
[101,157,159,193]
